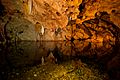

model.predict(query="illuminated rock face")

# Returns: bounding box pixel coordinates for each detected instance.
[0,0,120,42]
[26,0,68,27]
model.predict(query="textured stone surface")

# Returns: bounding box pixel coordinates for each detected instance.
[6,15,36,41]
[0,0,120,41]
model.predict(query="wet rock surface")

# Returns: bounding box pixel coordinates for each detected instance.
[5,60,108,80]
[0,41,120,80]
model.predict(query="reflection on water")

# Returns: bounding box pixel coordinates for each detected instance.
[0,41,119,80]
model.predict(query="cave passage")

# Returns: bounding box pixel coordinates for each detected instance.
[0,0,120,80]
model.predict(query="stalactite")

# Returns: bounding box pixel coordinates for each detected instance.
[41,25,44,35]
[41,56,45,65]
[28,0,32,14]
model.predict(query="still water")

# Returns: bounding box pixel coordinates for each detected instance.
[0,41,119,80]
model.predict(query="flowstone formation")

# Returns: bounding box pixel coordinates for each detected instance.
[0,0,120,42]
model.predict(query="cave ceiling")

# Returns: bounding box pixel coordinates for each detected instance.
[0,0,120,42]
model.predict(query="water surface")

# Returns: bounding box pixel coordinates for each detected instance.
[0,41,119,80]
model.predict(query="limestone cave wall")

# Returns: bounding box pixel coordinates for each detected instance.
[0,0,120,43]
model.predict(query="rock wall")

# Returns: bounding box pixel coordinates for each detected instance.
[0,0,120,42]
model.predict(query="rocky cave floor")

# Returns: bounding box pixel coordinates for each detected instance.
[0,41,120,80]
[5,60,109,80]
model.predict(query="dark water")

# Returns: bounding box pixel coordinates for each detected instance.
[0,41,120,80]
